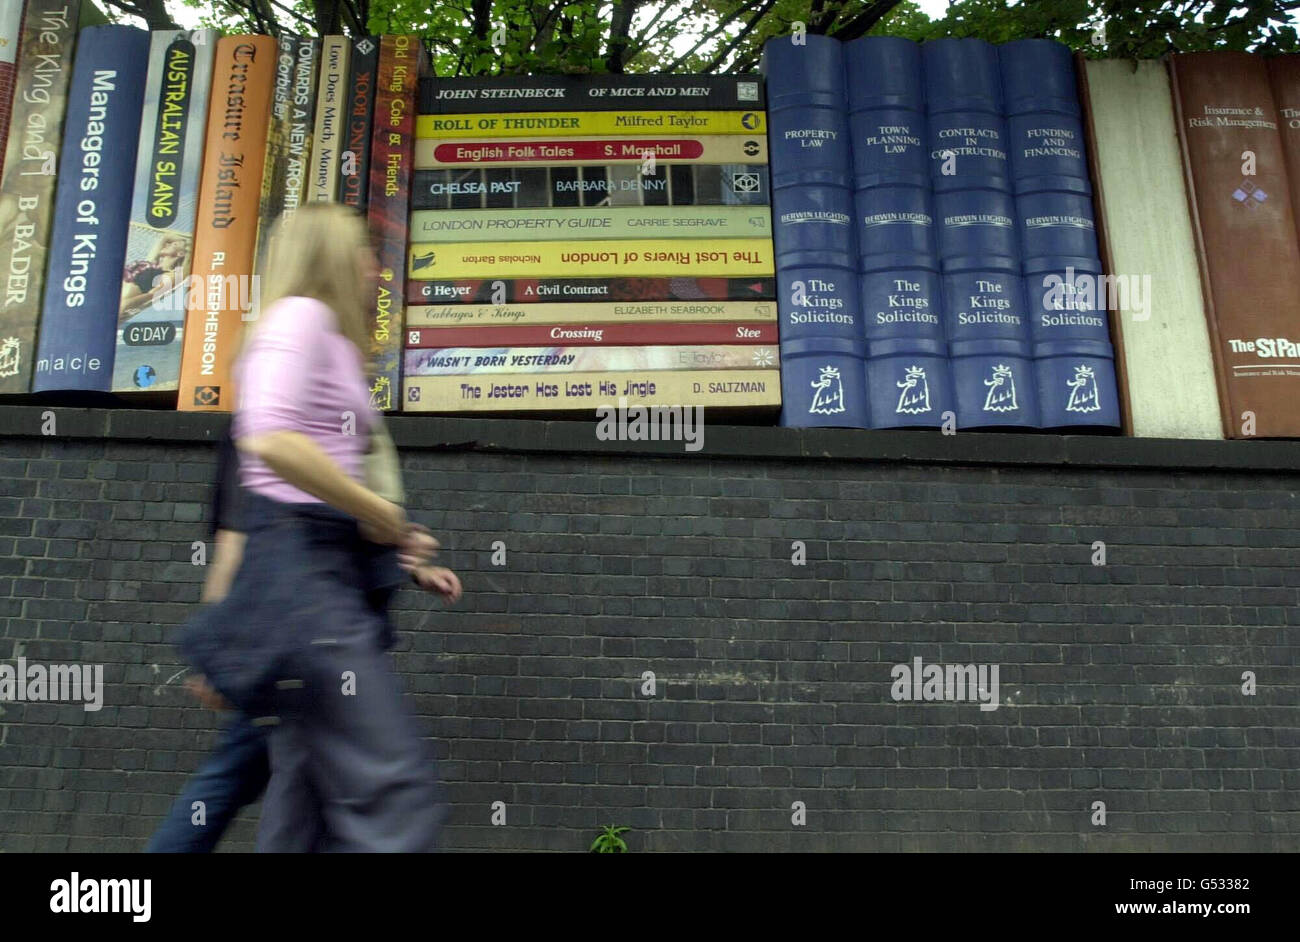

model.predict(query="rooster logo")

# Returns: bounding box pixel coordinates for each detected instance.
[809,365,846,415]
[895,365,931,414]
[982,364,1018,412]
[1065,364,1100,413]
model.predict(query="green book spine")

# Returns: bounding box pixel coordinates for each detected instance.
[283,35,319,216]
[113,28,218,394]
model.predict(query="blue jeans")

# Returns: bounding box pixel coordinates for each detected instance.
[145,714,270,852]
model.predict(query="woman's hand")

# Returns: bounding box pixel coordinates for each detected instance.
[410,565,462,604]
[397,522,440,570]
[358,497,408,545]
[185,674,232,712]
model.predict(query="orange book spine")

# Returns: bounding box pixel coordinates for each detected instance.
[177,35,277,412]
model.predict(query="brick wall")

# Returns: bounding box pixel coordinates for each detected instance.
[0,410,1297,852]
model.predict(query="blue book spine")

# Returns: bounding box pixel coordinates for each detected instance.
[1034,340,1120,428]
[922,38,1002,115]
[33,25,150,392]
[761,34,847,112]
[845,36,924,112]
[851,107,928,190]
[998,41,1116,428]
[934,187,1018,272]
[1024,260,1112,346]
[762,34,852,189]
[779,335,869,429]
[848,37,954,428]
[764,34,865,427]
[855,184,937,267]
[1016,190,1099,271]
[998,39,1079,118]
[928,110,1011,192]
[934,185,1037,426]
[773,184,856,270]
[924,39,1010,193]
[865,336,953,429]
[1025,261,1119,429]
[861,268,943,346]
[948,337,1040,429]
[777,265,861,344]
[767,106,852,190]
[942,268,1029,345]
[845,37,927,189]
[1007,112,1091,193]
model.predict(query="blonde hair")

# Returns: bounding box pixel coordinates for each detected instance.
[252,202,373,352]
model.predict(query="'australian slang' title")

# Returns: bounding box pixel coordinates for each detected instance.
[147,37,195,227]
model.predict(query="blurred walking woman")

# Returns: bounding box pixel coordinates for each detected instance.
[181,203,450,851]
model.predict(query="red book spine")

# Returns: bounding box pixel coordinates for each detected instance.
[0,0,23,170]
[406,322,778,348]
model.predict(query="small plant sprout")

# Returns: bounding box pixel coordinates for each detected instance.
[590,824,630,853]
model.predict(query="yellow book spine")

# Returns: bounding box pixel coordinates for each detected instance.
[417,110,764,139]
[409,238,774,279]
[405,300,778,327]
[403,369,781,411]
[410,205,771,242]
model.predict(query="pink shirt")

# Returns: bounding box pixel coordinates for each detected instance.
[233,296,372,503]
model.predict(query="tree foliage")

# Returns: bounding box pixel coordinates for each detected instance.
[98,0,1300,73]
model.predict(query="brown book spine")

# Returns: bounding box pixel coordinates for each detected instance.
[176,35,277,412]
[251,33,296,280]
[1168,52,1300,438]
[1267,56,1300,248]
[0,0,80,393]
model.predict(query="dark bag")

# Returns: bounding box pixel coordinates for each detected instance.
[178,494,404,719]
